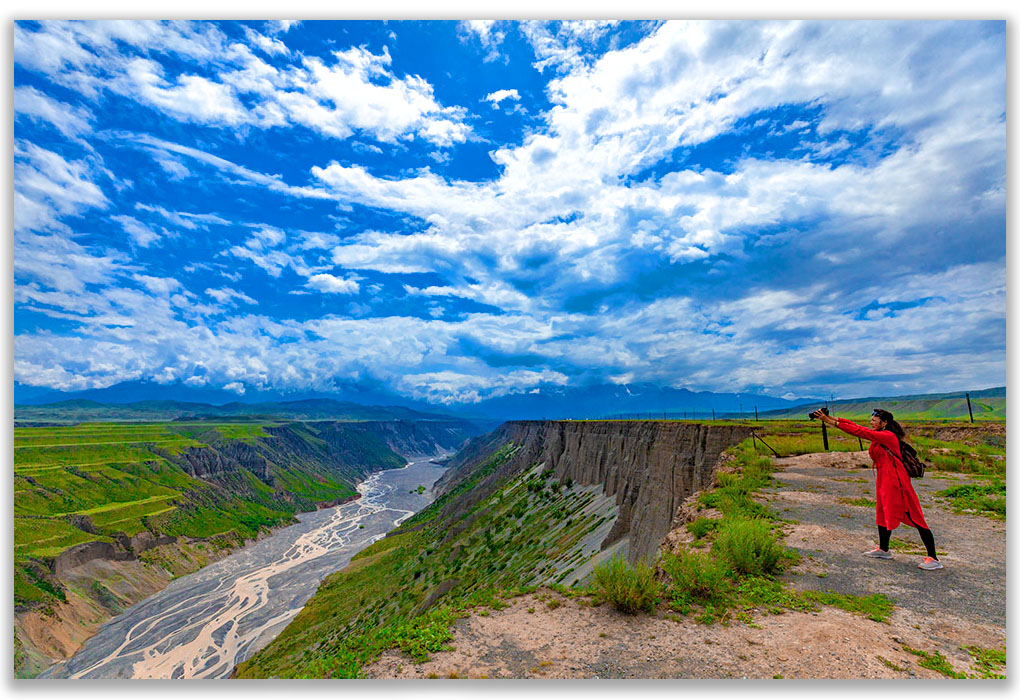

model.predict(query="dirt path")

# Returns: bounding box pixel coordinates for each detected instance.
[364,452,1006,679]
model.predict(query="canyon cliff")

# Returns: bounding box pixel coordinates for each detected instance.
[435,420,754,562]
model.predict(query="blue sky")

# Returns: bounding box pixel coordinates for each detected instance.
[13,19,1006,404]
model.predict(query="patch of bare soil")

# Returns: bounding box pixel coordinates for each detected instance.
[364,450,1005,679]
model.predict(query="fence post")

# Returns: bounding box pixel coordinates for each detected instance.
[966,392,975,423]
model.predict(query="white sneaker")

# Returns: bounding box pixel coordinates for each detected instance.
[863,547,893,559]
[918,557,944,570]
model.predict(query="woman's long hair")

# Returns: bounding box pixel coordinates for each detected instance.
[873,408,905,440]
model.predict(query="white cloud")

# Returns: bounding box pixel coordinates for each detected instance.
[15,20,471,146]
[459,20,506,62]
[484,88,520,108]
[396,369,569,405]
[206,287,257,306]
[127,133,335,200]
[133,275,181,295]
[112,214,163,247]
[306,273,360,294]
[14,140,108,234]
[134,203,231,230]
[521,20,618,73]
[151,152,192,179]
[243,26,289,56]
[14,86,94,138]
[268,20,300,35]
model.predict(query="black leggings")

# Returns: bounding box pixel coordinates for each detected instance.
[879,524,937,559]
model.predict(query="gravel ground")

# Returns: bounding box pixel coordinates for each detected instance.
[768,451,1006,629]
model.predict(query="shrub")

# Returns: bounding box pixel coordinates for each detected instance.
[591,554,659,614]
[659,549,731,606]
[712,518,784,576]
[686,517,719,539]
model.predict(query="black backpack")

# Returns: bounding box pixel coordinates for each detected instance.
[880,441,927,479]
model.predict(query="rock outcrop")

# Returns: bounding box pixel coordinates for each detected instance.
[436,421,753,562]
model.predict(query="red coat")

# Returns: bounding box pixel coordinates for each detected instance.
[834,418,929,530]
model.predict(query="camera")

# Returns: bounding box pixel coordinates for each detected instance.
[808,407,829,420]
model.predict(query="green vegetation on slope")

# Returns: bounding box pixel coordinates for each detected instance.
[238,443,620,678]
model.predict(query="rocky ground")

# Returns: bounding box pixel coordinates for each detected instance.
[364,451,1006,679]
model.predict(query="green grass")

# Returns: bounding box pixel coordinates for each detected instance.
[902,644,968,678]
[14,518,113,559]
[887,537,926,554]
[685,517,720,539]
[838,496,876,508]
[591,555,659,614]
[659,548,731,614]
[801,590,894,623]
[877,655,908,672]
[712,518,785,576]
[900,643,1006,679]
[936,482,1006,519]
[758,390,1005,422]
[962,645,1006,679]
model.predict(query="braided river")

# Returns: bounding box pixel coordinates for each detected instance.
[42,456,449,679]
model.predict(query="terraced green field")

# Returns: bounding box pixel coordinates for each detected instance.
[12,421,355,607]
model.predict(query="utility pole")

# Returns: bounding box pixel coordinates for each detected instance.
[966,392,975,423]
[712,408,716,420]
[754,406,758,421]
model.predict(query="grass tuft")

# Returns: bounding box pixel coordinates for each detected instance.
[659,548,731,614]
[591,555,659,614]
[902,644,967,678]
[962,645,1006,679]
[712,518,784,576]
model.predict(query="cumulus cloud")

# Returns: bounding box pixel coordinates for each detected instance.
[484,88,520,108]
[306,273,360,294]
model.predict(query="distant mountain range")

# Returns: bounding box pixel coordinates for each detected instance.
[17,379,1001,424]
[13,397,464,426]
[752,386,1006,421]
[14,380,820,422]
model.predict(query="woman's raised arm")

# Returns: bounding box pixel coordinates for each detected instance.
[832,418,898,449]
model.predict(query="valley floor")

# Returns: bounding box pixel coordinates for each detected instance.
[364,451,1006,679]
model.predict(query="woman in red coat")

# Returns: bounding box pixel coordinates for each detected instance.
[812,408,943,570]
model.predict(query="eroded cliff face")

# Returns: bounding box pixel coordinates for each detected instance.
[163,420,472,488]
[436,421,753,562]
